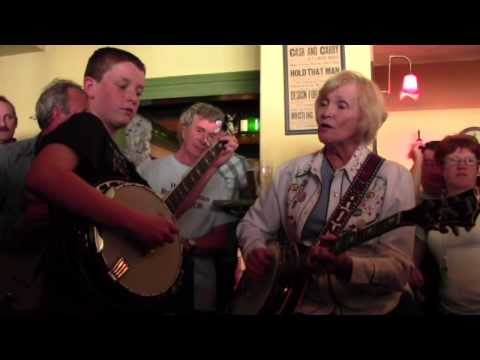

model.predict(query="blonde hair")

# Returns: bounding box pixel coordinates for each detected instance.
[315,70,387,145]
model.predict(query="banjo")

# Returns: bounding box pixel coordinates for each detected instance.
[228,188,480,315]
[65,134,233,307]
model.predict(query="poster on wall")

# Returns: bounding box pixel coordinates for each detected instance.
[284,45,345,135]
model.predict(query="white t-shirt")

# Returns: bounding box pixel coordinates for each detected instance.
[426,217,480,314]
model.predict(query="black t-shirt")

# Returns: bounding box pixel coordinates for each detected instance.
[37,112,151,312]
[39,112,147,187]
[39,111,149,243]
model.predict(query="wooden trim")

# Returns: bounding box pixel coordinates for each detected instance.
[141,71,260,102]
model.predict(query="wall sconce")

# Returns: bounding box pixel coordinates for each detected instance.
[381,55,419,101]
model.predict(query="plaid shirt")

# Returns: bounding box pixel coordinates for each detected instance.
[217,154,249,191]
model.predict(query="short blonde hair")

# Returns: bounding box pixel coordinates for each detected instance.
[315,70,387,145]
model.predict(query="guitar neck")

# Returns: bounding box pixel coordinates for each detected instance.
[332,212,412,255]
[164,140,227,214]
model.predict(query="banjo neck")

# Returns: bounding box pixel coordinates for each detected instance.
[164,138,229,215]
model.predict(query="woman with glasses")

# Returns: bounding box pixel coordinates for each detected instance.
[418,134,480,315]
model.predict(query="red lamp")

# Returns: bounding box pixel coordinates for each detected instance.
[400,73,419,100]
[382,55,419,101]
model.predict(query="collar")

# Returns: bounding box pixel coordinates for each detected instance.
[309,145,371,182]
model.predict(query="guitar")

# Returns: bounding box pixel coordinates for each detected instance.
[228,187,480,315]
[164,137,230,217]
[330,188,480,254]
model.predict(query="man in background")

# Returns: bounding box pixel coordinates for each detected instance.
[0,79,88,313]
[0,96,18,145]
[408,139,444,313]
[409,140,444,204]
[0,79,88,234]
[139,102,248,313]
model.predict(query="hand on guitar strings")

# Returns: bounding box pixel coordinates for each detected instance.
[307,233,353,282]
[127,211,179,249]
[211,134,239,169]
[245,247,275,280]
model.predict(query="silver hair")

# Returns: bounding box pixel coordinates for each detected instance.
[177,102,225,142]
[35,79,85,130]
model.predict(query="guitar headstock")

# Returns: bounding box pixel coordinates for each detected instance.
[225,113,237,134]
[212,115,235,150]
[403,188,480,234]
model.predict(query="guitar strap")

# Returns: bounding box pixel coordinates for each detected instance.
[312,152,385,313]
[291,153,386,314]
[323,152,385,237]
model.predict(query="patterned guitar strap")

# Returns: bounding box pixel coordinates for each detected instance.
[324,152,385,237]
[314,152,385,312]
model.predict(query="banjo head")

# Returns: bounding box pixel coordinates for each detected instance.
[93,181,182,298]
[228,242,281,315]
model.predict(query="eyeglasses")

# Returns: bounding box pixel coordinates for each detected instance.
[444,157,479,167]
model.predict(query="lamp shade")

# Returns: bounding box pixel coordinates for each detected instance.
[399,73,419,100]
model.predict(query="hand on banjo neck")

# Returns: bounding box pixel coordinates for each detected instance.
[244,234,352,281]
[304,233,353,282]
[197,122,239,170]
[172,126,239,219]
